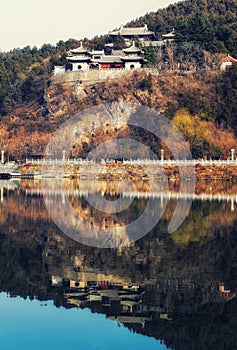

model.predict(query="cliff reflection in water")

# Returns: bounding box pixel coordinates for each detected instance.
[1,179,237,349]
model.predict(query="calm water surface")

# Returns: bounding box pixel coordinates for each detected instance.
[0,179,237,350]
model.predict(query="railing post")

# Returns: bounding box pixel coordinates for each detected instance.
[231,149,235,162]
[160,149,164,164]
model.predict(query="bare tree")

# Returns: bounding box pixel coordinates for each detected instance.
[176,42,203,71]
[166,42,176,71]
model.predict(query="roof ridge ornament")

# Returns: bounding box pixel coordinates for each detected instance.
[119,25,123,35]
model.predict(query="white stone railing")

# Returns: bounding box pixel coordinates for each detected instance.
[25,158,237,166]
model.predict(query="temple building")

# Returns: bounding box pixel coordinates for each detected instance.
[97,54,124,69]
[120,42,146,70]
[220,54,237,71]
[53,25,177,74]
[66,43,91,71]
[62,42,146,72]
[109,24,156,46]
[109,24,176,48]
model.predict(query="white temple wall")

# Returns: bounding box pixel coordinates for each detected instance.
[72,62,90,71]
[124,61,142,70]
[220,61,233,71]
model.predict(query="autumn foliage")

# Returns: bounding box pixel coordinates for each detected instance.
[172,109,237,159]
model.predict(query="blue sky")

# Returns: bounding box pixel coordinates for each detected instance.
[0,293,170,350]
[0,0,178,52]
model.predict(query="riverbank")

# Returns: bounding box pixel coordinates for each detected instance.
[18,162,237,181]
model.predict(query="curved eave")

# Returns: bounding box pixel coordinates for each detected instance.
[120,57,146,62]
[89,51,104,55]
[162,35,175,39]
[66,57,91,62]
[109,31,119,36]
[110,32,154,37]
[123,49,143,54]
[99,60,123,64]
[123,33,154,37]
[220,57,237,63]
[69,48,90,55]
[70,51,90,55]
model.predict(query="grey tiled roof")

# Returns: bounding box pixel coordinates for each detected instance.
[120,56,146,62]
[123,43,143,54]
[90,50,104,55]
[69,44,90,54]
[110,25,154,37]
[99,56,123,63]
[110,50,124,56]
[66,56,91,62]
[141,40,164,47]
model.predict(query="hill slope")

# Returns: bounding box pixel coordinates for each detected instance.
[1,69,237,160]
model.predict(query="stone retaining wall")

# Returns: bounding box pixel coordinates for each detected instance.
[20,163,237,181]
[51,68,158,86]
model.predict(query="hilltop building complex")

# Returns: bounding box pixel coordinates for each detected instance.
[63,41,146,72]
[53,24,237,76]
[54,41,147,74]
[54,24,173,74]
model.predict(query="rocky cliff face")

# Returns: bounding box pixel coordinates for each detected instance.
[0,70,236,160]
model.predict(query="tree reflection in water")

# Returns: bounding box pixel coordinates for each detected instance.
[0,179,237,349]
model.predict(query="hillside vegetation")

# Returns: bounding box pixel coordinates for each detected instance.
[130,0,237,54]
[0,68,236,161]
